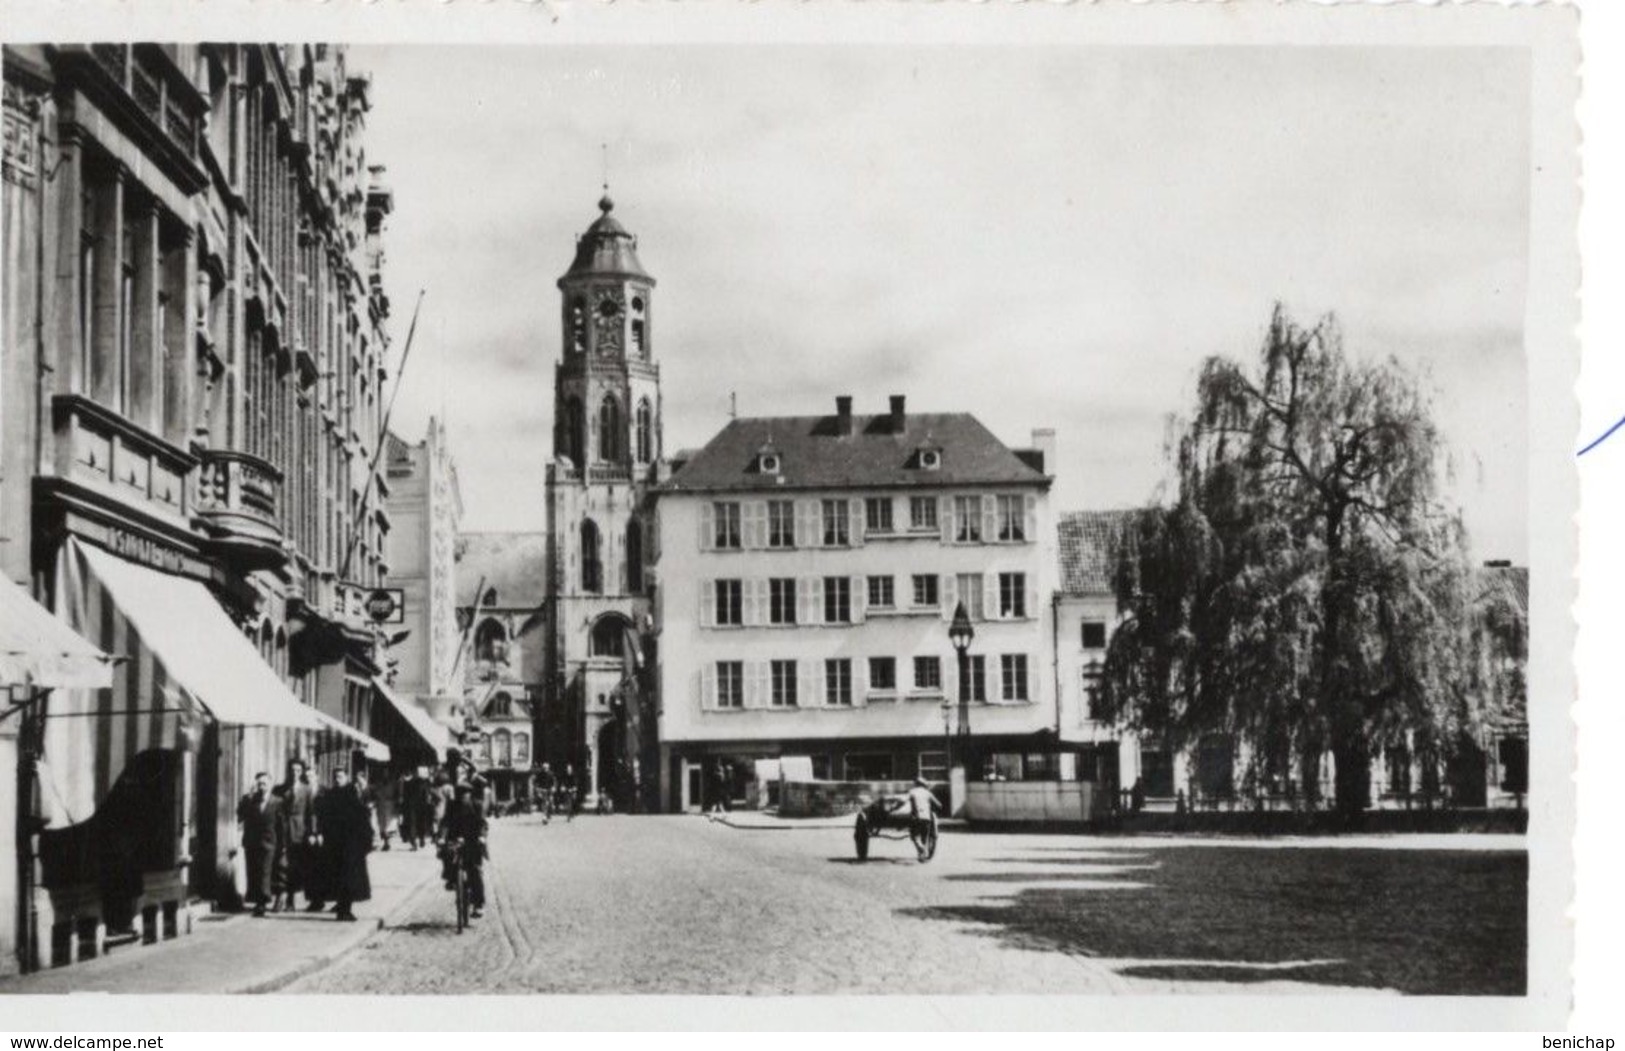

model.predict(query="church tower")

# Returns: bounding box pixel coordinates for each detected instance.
[542,194,661,811]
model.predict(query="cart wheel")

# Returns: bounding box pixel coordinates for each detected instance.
[919,817,938,862]
[854,815,870,861]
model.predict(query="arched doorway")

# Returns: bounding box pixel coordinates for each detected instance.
[596,717,628,812]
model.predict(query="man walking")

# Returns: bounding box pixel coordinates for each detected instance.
[905,776,942,862]
[281,759,318,913]
[314,768,372,922]
[235,772,277,917]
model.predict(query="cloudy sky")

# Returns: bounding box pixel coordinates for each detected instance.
[353,44,1530,561]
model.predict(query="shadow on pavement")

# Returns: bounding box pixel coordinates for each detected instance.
[827,856,917,866]
[895,843,1527,995]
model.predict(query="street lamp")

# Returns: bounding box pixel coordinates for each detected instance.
[948,601,975,777]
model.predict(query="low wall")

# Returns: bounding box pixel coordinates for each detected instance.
[779,779,915,818]
[963,781,1098,824]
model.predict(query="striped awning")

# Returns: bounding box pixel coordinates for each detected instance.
[309,706,391,763]
[0,572,115,690]
[373,679,450,761]
[39,539,326,825]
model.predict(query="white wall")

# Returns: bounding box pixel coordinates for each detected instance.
[657,486,1056,746]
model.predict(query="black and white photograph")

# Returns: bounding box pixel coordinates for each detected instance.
[0,0,1585,1033]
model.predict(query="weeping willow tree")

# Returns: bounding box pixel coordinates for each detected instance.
[1101,305,1488,819]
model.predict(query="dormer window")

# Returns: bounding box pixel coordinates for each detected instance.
[758,452,781,474]
[918,448,942,471]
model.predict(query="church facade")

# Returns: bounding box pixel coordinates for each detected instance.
[539,195,662,812]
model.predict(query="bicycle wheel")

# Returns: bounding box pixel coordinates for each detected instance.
[919,819,938,862]
[455,865,468,933]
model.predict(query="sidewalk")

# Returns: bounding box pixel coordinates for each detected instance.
[0,845,440,995]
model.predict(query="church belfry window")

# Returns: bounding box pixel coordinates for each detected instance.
[561,396,585,466]
[635,398,653,464]
[581,518,602,594]
[598,395,622,462]
[569,297,587,354]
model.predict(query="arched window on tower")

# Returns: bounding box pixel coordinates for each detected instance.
[626,519,643,593]
[492,729,512,767]
[561,396,585,467]
[590,614,629,658]
[635,397,653,464]
[598,396,621,463]
[474,618,508,664]
[569,297,587,354]
[581,518,602,594]
[487,691,513,718]
[631,296,646,358]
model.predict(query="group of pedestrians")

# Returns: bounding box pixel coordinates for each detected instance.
[235,759,373,923]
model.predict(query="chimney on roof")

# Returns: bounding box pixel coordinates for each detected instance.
[835,395,853,436]
[1030,428,1056,475]
[889,395,906,433]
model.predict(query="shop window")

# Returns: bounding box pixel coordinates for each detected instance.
[844,754,893,781]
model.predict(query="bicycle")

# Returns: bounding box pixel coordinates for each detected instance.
[440,837,472,932]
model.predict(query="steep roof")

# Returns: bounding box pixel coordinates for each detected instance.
[1057,509,1138,596]
[456,532,546,607]
[661,411,1048,494]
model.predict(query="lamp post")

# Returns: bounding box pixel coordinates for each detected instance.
[948,601,975,779]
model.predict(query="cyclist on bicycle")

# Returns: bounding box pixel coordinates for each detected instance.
[438,782,488,919]
[905,777,941,861]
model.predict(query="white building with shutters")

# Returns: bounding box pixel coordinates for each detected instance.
[651,394,1057,812]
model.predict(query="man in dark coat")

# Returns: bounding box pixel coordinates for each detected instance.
[400,768,431,849]
[314,768,372,922]
[438,782,488,918]
[281,759,318,912]
[236,772,277,917]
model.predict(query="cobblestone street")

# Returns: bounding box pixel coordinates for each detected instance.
[284,815,1526,996]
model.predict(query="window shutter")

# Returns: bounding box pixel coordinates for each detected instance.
[849,498,864,547]
[941,574,957,622]
[745,661,767,709]
[942,495,956,543]
[798,661,815,710]
[1024,493,1037,544]
[744,501,764,550]
[700,580,715,627]
[741,578,758,626]
[701,664,716,710]
[850,575,866,623]
[1027,581,1039,622]
[799,576,817,625]
[982,494,998,544]
[985,575,1000,621]
[853,659,868,707]
[699,503,714,551]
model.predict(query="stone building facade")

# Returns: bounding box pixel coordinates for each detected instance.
[1,43,398,972]
[652,396,1058,812]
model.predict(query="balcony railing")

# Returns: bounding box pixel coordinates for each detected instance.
[194,448,286,571]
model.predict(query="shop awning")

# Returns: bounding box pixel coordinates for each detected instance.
[0,572,115,690]
[69,540,326,732]
[309,706,391,763]
[373,679,451,761]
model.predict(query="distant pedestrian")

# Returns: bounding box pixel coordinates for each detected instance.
[372,771,398,850]
[314,768,372,922]
[236,772,277,917]
[401,768,432,849]
[534,763,556,823]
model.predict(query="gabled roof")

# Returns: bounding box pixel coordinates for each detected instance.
[661,412,1047,494]
[1057,509,1138,596]
[456,531,546,607]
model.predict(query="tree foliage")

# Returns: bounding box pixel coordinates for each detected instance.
[1101,305,1516,816]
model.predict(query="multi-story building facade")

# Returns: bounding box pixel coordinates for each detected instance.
[1,43,398,971]
[541,195,661,813]
[379,418,462,765]
[653,396,1056,812]
[455,531,546,804]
